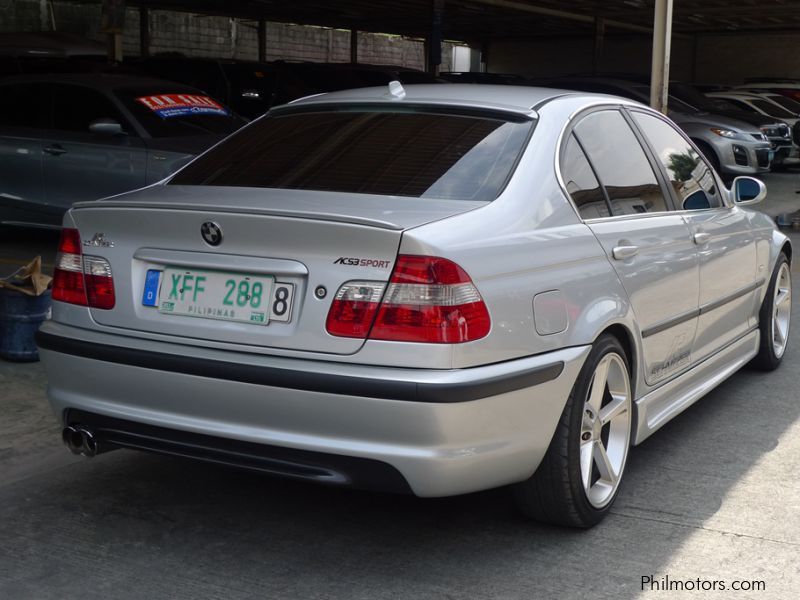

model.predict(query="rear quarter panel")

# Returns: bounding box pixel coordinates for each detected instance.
[397,102,640,373]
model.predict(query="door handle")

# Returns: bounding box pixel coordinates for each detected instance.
[612,245,639,260]
[693,232,711,245]
[44,144,67,156]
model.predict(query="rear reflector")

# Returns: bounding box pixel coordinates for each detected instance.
[52,228,115,310]
[325,256,490,343]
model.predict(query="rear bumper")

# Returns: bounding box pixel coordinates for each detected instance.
[37,323,589,497]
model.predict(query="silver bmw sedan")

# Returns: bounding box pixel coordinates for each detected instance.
[37,83,792,527]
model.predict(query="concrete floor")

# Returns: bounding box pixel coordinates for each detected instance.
[1,175,799,599]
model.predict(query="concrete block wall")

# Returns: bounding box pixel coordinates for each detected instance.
[2,0,46,31]
[2,0,450,71]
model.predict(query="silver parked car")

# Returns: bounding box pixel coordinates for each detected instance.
[37,84,792,527]
[0,74,245,228]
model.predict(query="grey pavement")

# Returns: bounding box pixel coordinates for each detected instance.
[1,192,799,599]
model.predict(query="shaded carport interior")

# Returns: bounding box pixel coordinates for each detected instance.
[34,1,800,110]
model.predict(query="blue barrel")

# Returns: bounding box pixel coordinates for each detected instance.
[0,289,51,362]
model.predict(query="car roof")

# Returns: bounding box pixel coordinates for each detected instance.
[708,92,764,100]
[0,72,203,91]
[284,83,615,115]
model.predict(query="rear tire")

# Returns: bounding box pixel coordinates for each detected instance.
[514,334,633,527]
[752,254,792,371]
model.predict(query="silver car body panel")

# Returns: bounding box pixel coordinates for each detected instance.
[39,85,791,496]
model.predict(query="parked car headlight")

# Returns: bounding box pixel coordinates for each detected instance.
[710,127,742,139]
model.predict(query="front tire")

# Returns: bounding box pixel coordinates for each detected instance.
[514,334,633,527]
[752,254,792,371]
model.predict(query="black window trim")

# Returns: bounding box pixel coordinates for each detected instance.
[558,104,677,222]
[566,131,614,218]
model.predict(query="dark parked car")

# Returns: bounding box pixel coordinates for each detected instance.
[130,57,440,119]
[439,72,529,85]
[0,73,245,228]
[0,31,107,78]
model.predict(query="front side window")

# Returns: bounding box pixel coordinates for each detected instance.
[750,98,795,119]
[632,111,721,211]
[574,110,667,215]
[51,84,129,133]
[766,94,800,114]
[170,108,533,202]
[0,83,49,129]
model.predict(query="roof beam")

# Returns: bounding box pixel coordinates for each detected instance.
[466,0,655,34]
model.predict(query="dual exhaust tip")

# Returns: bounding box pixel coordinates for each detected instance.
[62,425,98,457]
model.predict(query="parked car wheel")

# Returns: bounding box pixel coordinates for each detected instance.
[694,140,722,174]
[514,334,632,527]
[752,254,792,370]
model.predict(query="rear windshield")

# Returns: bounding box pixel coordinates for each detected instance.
[169,108,533,201]
[116,86,245,138]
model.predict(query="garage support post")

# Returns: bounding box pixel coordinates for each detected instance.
[649,0,673,114]
[139,8,150,58]
[100,0,126,63]
[258,19,267,63]
[350,29,358,64]
[427,0,444,75]
[593,17,605,75]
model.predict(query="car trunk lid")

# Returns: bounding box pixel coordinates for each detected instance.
[71,185,483,354]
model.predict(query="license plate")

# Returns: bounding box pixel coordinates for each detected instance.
[154,268,293,325]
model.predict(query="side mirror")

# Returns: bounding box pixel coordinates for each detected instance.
[732,176,766,205]
[89,118,124,136]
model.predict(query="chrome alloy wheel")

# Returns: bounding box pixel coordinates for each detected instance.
[580,353,632,509]
[772,262,792,359]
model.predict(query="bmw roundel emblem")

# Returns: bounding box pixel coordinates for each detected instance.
[201,221,222,246]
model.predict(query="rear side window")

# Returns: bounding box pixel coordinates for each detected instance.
[170,109,533,202]
[561,134,610,219]
[632,111,721,210]
[574,110,668,215]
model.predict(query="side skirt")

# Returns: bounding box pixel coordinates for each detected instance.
[633,327,759,445]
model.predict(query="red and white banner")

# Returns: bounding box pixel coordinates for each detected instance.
[135,94,228,118]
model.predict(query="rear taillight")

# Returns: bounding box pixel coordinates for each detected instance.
[325,255,490,343]
[52,228,116,310]
[325,281,386,338]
